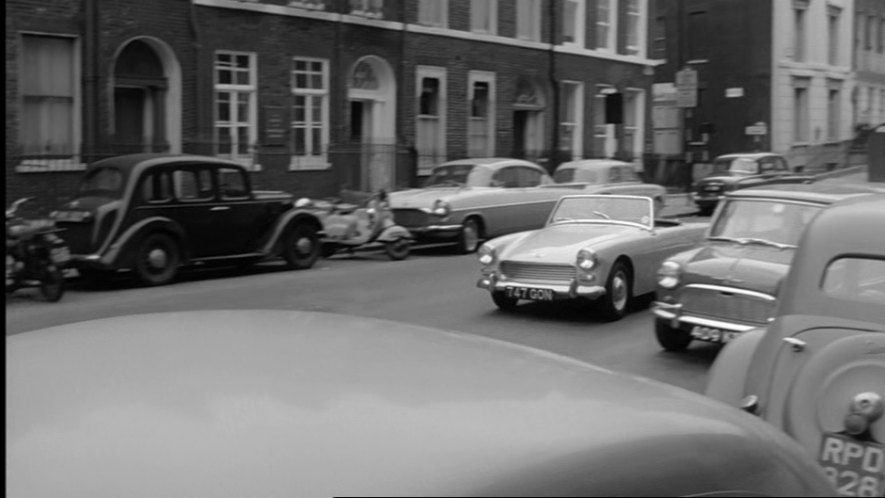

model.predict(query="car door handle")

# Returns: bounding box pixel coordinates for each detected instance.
[209,206,230,212]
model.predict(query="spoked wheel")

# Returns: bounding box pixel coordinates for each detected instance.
[39,265,65,302]
[384,238,410,260]
[655,318,693,352]
[134,233,180,286]
[282,223,320,270]
[491,291,519,311]
[598,261,632,321]
[457,218,482,254]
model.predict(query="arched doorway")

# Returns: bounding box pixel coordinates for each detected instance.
[111,38,181,154]
[347,56,396,191]
[512,77,547,161]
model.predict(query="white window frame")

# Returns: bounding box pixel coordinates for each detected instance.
[470,0,497,35]
[594,85,616,158]
[214,50,259,171]
[17,32,83,172]
[560,81,584,160]
[625,0,647,57]
[418,0,448,28]
[468,71,496,157]
[792,79,810,144]
[623,88,645,161]
[595,0,616,52]
[828,6,842,66]
[516,0,541,42]
[416,66,447,174]
[562,0,586,48]
[349,0,383,18]
[289,57,330,170]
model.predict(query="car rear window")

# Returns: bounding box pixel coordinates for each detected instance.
[821,257,885,304]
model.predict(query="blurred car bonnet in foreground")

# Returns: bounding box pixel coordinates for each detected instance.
[7,310,836,497]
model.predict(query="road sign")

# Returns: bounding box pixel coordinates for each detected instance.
[745,121,768,135]
[675,68,698,108]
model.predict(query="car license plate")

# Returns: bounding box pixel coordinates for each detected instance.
[690,326,739,343]
[50,247,71,264]
[818,432,885,497]
[505,286,554,301]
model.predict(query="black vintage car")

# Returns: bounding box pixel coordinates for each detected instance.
[51,153,325,286]
[691,152,812,215]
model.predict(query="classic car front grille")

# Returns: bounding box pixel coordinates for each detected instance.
[56,222,96,255]
[500,261,576,282]
[392,208,430,228]
[680,285,776,325]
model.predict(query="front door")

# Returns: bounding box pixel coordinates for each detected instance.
[114,88,146,152]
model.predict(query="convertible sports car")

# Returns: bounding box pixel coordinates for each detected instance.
[7,310,836,497]
[476,195,707,320]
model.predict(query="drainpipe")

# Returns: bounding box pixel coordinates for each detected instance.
[83,0,100,162]
[188,0,203,153]
[548,0,559,171]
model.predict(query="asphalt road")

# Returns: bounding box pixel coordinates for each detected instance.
[6,218,720,394]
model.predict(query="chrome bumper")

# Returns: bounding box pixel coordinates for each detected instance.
[651,301,757,333]
[476,274,606,300]
[690,193,725,202]
[405,224,463,238]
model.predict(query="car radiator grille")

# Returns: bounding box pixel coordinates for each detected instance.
[392,209,430,228]
[500,261,575,282]
[681,286,776,325]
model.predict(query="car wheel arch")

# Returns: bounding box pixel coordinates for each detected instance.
[705,328,767,408]
[111,219,189,268]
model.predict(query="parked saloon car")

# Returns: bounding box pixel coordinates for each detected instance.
[388,158,573,253]
[706,194,885,497]
[51,153,325,286]
[550,159,668,212]
[476,195,707,321]
[7,310,837,497]
[653,183,883,352]
[692,152,810,215]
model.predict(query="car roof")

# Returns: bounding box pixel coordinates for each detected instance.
[778,193,885,322]
[439,157,546,170]
[726,182,885,204]
[6,310,834,497]
[555,159,632,170]
[88,153,246,173]
[714,152,784,160]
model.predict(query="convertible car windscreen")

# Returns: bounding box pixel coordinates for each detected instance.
[423,165,479,187]
[710,200,822,246]
[552,197,651,226]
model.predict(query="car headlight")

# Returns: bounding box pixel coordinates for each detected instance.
[657,260,682,289]
[576,248,598,272]
[431,199,450,217]
[478,244,496,266]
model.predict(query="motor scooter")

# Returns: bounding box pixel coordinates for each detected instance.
[307,190,412,260]
[6,197,71,302]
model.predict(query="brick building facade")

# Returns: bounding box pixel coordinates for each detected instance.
[6,0,658,211]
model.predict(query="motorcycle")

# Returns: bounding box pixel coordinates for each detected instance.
[6,197,71,302]
[301,190,413,260]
